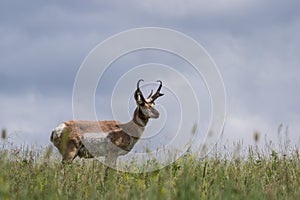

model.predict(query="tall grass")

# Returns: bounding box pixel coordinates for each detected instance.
[1,132,300,199]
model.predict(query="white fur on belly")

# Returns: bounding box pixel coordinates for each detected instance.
[82,133,110,157]
[82,133,128,157]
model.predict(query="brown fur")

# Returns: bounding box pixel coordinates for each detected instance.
[51,80,164,165]
[52,108,149,163]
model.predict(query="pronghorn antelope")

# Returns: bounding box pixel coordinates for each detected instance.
[50,80,164,166]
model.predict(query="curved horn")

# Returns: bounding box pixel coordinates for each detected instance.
[134,79,146,103]
[148,80,164,102]
[136,79,144,90]
[156,80,162,92]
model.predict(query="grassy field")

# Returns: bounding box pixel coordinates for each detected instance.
[1,135,300,199]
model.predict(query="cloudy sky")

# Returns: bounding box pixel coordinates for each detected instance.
[1,0,299,152]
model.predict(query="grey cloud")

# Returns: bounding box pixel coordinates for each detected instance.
[0,0,299,148]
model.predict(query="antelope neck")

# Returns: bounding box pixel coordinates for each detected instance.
[118,108,148,139]
[133,107,149,128]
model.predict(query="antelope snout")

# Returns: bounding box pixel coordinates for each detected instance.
[150,108,160,119]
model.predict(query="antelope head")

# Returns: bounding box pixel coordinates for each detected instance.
[134,79,164,119]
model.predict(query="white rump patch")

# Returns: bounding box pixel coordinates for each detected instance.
[52,123,66,139]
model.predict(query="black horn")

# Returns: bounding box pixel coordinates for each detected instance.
[148,80,164,103]
[134,79,146,103]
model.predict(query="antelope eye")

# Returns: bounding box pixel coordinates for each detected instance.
[140,102,145,106]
